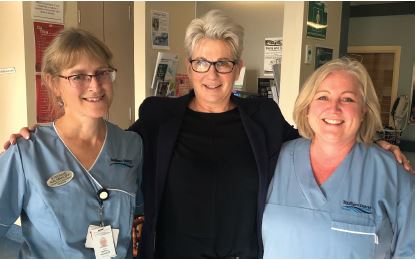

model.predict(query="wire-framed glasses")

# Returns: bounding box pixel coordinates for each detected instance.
[58,68,117,88]
[189,59,236,74]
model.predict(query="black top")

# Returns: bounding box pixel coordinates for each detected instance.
[128,91,299,258]
[155,107,259,258]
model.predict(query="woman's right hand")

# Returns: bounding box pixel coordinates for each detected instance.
[3,126,36,150]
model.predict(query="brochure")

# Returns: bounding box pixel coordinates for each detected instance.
[151,52,179,91]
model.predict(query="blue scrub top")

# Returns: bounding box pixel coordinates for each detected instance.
[262,138,415,259]
[0,121,143,258]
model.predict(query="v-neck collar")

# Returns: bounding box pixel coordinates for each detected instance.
[293,139,353,209]
[53,121,108,173]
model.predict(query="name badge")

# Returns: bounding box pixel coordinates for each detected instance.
[46,170,74,187]
[88,225,117,258]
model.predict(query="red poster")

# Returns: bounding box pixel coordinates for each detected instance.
[34,22,64,123]
[35,75,51,123]
[34,22,63,72]
[175,74,192,97]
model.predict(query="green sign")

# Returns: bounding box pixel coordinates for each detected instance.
[307,1,327,39]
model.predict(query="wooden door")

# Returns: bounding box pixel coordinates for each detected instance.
[104,2,135,129]
[348,46,401,127]
[77,2,104,40]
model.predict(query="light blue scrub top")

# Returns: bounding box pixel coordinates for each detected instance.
[262,138,414,259]
[0,121,143,258]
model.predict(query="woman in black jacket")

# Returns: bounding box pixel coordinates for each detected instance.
[128,9,298,258]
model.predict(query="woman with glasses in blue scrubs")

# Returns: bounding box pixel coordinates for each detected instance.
[0,28,143,258]
[262,58,414,258]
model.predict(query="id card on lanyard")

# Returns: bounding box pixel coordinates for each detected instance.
[84,188,119,258]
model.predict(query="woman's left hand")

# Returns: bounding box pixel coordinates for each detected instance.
[376,140,414,173]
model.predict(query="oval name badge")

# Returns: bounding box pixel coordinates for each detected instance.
[47,170,74,188]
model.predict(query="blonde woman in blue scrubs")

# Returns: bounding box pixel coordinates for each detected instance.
[0,29,143,258]
[262,58,414,258]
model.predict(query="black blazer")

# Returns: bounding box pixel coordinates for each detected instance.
[128,91,299,258]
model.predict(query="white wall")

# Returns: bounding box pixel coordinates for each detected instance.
[279,2,305,126]
[134,2,146,121]
[0,2,28,146]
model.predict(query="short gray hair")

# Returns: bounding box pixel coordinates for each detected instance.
[184,9,244,61]
[293,58,383,144]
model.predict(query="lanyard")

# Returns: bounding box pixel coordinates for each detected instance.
[97,188,110,226]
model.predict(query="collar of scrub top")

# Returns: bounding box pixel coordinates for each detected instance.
[293,139,351,208]
[52,121,111,226]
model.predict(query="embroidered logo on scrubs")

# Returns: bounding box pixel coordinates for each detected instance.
[47,170,74,187]
[110,158,133,168]
[341,200,372,214]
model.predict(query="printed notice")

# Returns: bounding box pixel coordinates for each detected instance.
[32,1,64,24]
[151,10,169,49]
[264,37,283,76]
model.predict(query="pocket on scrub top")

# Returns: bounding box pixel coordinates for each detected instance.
[330,221,377,258]
[331,221,378,243]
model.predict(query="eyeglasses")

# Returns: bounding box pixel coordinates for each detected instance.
[58,68,117,88]
[189,59,236,74]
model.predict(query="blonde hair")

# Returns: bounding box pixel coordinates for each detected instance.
[293,58,382,144]
[41,28,114,118]
[184,9,244,61]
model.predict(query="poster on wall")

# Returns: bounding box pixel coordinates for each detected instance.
[307,1,328,39]
[35,75,52,123]
[151,10,169,49]
[315,47,333,69]
[31,1,64,24]
[175,74,192,97]
[264,37,283,76]
[34,22,64,123]
[34,22,63,72]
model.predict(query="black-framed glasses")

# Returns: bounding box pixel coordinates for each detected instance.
[189,59,236,74]
[58,68,117,88]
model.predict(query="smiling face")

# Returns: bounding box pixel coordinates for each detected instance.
[54,56,113,120]
[187,38,242,112]
[307,70,366,146]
